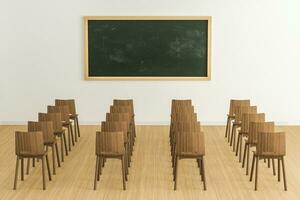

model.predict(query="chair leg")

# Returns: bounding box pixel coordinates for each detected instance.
[239,136,243,162]
[55,143,61,167]
[242,143,247,168]
[121,156,126,190]
[70,124,75,146]
[201,157,207,191]
[174,156,178,190]
[60,136,64,162]
[63,132,68,156]
[236,134,240,156]
[250,154,255,182]
[268,159,270,168]
[230,125,235,146]
[45,155,52,181]
[21,158,24,181]
[13,157,19,190]
[254,156,259,190]
[67,126,71,151]
[26,158,30,175]
[51,145,56,175]
[281,157,287,191]
[41,156,46,190]
[97,156,101,181]
[272,158,276,176]
[225,117,229,138]
[278,158,281,182]
[76,116,81,138]
[33,158,35,167]
[233,129,237,152]
[94,156,99,190]
[246,144,250,175]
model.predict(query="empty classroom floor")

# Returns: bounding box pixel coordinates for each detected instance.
[0,125,299,200]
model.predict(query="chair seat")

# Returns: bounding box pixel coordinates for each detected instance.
[62,121,70,126]
[69,114,78,119]
[178,152,204,157]
[100,152,124,157]
[233,121,242,126]
[54,130,65,135]
[19,150,47,157]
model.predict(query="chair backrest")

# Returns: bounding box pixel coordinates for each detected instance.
[55,99,77,115]
[38,113,63,133]
[101,121,129,141]
[175,131,205,156]
[234,105,257,122]
[228,99,251,116]
[28,121,55,143]
[110,105,133,117]
[95,131,125,155]
[171,100,193,115]
[106,113,131,123]
[248,122,275,144]
[256,132,286,156]
[15,131,44,156]
[47,105,70,122]
[172,121,201,135]
[113,99,134,113]
[241,113,265,133]
[171,112,198,124]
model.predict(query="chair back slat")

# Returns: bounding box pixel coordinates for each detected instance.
[101,121,129,142]
[257,132,286,156]
[15,131,44,156]
[113,99,134,113]
[55,99,77,115]
[228,99,250,116]
[241,113,265,133]
[47,105,70,122]
[176,131,205,156]
[38,113,63,133]
[234,105,257,122]
[106,113,131,122]
[28,121,55,143]
[248,122,275,144]
[96,131,124,155]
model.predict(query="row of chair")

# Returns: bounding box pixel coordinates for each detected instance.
[224,99,287,190]
[94,99,136,190]
[13,99,80,190]
[169,100,206,190]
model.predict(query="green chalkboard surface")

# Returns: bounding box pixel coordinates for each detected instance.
[84,16,211,80]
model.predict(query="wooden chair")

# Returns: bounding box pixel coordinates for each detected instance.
[236,113,265,162]
[106,113,134,165]
[113,99,136,140]
[242,122,275,175]
[13,131,51,190]
[110,105,135,147]
[48,105,75,151]
[174,131,206,190]
[55,99,80,142]
[101,121,130,179]
[250,131,287,191]
[94,131,126,190]
[171,121,201,177]
[225,99,250,142]
[27,121,60,175]
[230,105,257,151]
[39,113,68,162]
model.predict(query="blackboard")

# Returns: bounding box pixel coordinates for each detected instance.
[84,16,211,80]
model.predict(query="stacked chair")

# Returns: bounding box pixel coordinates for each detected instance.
[169,99,206,190]
[13,99,80,190]
[94,99,136,190]
[224,99,287,191]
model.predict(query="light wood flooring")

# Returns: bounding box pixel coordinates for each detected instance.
[0,125,300,200]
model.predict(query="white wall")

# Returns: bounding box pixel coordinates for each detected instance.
[1,0,300,125]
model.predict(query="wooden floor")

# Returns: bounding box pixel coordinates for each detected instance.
[0,125,300,200]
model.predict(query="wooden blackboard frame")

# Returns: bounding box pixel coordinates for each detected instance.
[84,16,211,80]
